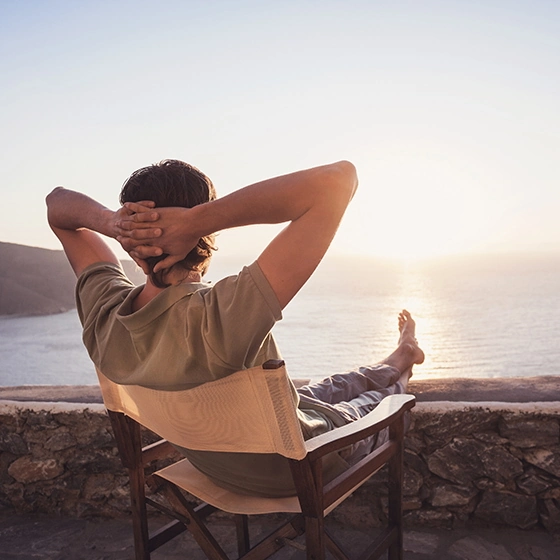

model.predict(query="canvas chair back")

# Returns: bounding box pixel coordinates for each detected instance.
[96,361,308,460]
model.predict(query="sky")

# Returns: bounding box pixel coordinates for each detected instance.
[1,0,559,263]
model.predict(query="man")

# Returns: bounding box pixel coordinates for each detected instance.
[46,159,424,497]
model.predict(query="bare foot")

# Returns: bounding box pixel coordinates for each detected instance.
[398,310,425,365]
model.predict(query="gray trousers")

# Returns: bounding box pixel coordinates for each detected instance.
[297,364,405,463]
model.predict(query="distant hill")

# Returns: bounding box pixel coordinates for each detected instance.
[0,241,146,316]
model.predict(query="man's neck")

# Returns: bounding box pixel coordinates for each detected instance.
[132,269,203,312]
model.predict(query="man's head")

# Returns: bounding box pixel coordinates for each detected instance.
[120,159,217,287]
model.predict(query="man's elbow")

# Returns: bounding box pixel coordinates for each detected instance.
[45,186,64,207]
[331,160,359,199]
[46,187,66,229]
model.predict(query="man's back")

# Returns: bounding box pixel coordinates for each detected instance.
[77,261,282,389]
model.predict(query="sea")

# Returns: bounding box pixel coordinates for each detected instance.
[1,254,559,386]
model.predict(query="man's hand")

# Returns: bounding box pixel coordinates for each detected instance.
[116,204,202,273]
[46,186,128,276]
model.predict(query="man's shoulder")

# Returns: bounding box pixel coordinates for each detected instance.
[77,261,137,294]
[75,261,136,320]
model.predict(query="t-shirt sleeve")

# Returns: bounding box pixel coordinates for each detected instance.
[75,262,136,331]
[191,261,283,371]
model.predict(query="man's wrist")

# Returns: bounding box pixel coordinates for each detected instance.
[183,203,209,240]
[99,207,118,238]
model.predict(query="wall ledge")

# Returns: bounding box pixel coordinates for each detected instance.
[1,375,560,404]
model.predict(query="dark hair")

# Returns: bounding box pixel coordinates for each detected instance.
[120,159,217,288]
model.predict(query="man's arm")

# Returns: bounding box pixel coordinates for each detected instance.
[46,187,156,276]
[118,161,358,308]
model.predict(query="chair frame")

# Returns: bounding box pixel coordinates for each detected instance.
[102,360,415,560]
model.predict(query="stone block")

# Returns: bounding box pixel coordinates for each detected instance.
[474,477,506,491]
[523,448,560,478]
[516,472,552,495]
[403,498,422,511]
[499,416,559,448]
[426,437,485,485]
[0,451,17,485]
[473,432,509,445]
[477,444,524,483]
[82,474,116,501]
[22,430,52,446]
[415,409,499,443]
[540,498,560,531]
[475,490,538,529]
[0,427,29,455]
[403,468,424,496]
[7,456,64,484]
[0,414,21,432]
[24,410,59,429]
[404,448,429,476]
[2,483,24,511]
[45,428,76,452]
[427,436,524,486]
[67,452,123,475]
[543,486,560,499]
[430,483,478,507]
[404,433,425,454]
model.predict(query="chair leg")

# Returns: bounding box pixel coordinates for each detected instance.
[108,411,151,560]
[235,514,250,556]
[387,418,405,560]
[129,466,151,560]
[304,516,326,560]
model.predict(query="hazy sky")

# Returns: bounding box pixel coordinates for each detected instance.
[1,0,559,262]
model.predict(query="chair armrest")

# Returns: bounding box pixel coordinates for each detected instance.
[304,394,415,461]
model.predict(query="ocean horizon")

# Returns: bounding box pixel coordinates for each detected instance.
[1,253,559,386]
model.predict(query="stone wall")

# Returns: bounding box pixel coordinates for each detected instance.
[341,402,560,533]
[1,399,559,532]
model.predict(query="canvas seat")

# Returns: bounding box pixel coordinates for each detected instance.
[97,359,415,560]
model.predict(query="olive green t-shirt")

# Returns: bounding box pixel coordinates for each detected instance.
[76,261,348,497]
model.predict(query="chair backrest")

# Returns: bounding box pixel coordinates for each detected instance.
[96,361,308,460]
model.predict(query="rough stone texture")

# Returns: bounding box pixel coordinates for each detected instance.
[0,402,168,518]
[1,398,559,534]
[523,448,560,478]
[430,483,478,507]
[475,490,538,529]
[499,417,559,448]
[540,498,560,532]
[402,402,560,531]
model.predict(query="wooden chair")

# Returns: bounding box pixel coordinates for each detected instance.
[97,359,415,560]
